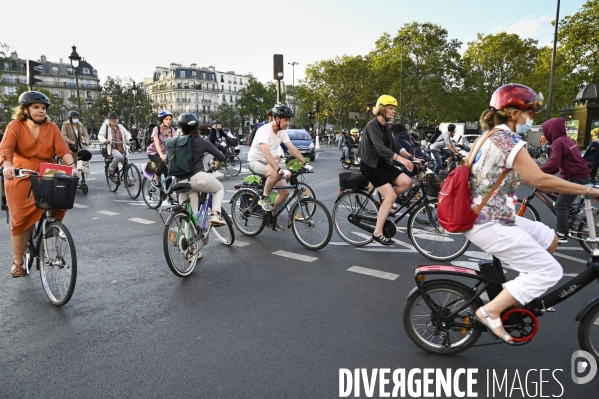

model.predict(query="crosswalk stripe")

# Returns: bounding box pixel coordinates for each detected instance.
[272,250,317,262]
[233,241,250,247]
[347,266,399,281]
[73,203,89,209]
[97,210,119,216]
[356,248,416,253]
[128,218,155,224]
[553,252,587,264]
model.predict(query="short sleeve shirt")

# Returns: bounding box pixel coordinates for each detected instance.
[469,125,527,226]
[147,126,177,156]
[247,123,290,163]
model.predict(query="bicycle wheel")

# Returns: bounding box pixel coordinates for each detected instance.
[403,281,482,355]
[124,163,142,199]
[225,155,242,177]
[576,217,599,254]
[105,164,119,192]
[515,200,540,222]
[203,152,214,171]
[286,182,316,213]
[142,177,163,209]
[230,187,265,236]
[332,191,378,246]
[210,209,235,246]
[40,222,77,306]
[408,200,470,261]
[539,153,549,165]
[578,304,599,362]
[289,198,332,250]
[163,211,199,277]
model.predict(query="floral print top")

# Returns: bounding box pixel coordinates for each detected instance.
[469,124,527,226]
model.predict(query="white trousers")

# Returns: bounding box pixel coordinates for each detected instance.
[109,149,123,172]
[464,216,562,305]
[177,171,224,216]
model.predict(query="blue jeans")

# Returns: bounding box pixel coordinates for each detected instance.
[342,146,358,160]
[431,149,452,174]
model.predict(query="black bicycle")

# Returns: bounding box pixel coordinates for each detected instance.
[203,140,242,177]
[102,142,142,199]
[403,190,599,360]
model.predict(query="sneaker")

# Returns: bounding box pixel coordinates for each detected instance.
[209,213,226,227]
[108,169,115,176]
[151,179,161,189]
[273,221,285,232]
[258,196,273,212]
[556,232,568,243]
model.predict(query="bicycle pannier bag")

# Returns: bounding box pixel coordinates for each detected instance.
[165,135,193,176]
[339,172,369,190]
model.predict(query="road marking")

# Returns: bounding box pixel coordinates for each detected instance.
[129,218,155,225]
[563,273,578,277]
[356,248,416,253]
[232,241,250,247]
[272,250,317,263]
[97,210,119,216]
[73,203,89,209]
[553,252,586,264]
[347,266,399,281]
[113,200,143,203]
[555,247,584,251]
[328,242,350,246]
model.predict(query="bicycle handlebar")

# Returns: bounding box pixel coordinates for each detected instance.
[0,167,39,178]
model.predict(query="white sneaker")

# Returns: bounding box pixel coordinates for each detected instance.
[209,213,226,227]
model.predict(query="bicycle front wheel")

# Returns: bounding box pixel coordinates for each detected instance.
[210,209,235,246]
[516,200,540,222]
[142,177,163,209]
[225,155,242,177]
[539,153,549,165]
[163,211,199,277]
[332,191,378,246]
[576,217,599,254]
[408,200,470,261]
[290,198,333,250]
[578,304,599,362]
[40,222,77,306]
[105,164,119,192]
[230,188,265,236]
[125,163,142,199]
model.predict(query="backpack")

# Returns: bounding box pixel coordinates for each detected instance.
[248,121,265,146]
[164,135,193,176]
[437,129,506,233]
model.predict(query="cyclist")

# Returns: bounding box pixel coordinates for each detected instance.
[247,104,312,232]
[209,119,228,163]
[147,110,177,189]
[430,123,460,174]
[540,117,591,243]
[465,84,599,343]
[176,113,226,227]
[61,110,90,161]
[357,95,414,245]
[338,128,358,163]
[98,111,131,176]
[1,91,76,278]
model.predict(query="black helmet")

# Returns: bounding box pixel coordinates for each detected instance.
[19,91,50,109]
[448,123,456,132]
[214,119,222,125]
[272,104,294,118]
[107,111,118,119]
[342,128,349,134]
[68,110,80,118]
[178,113,199,134]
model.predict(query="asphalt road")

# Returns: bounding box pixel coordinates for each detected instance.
[1,144,598,398]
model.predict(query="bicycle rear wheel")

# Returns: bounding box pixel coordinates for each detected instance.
[230,187,265,236]
[539,153,549,165]
[210,209,235,246]
[515,200,540,222]
[408,200,470,261]
[332,191,378,246]
[163,211,199,277]
[142,177,163,209]
[225,155,242,177]
[40,222,76,306]
[125,163,142,199]
[290,198,333,250]
[578,303,599,362]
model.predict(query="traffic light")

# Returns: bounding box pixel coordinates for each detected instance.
[27,60,42,89]
[354,115,359,126]
[308,111,315,120]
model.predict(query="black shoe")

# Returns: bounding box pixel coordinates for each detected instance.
[556,232,568,243]
[151,179,161,189]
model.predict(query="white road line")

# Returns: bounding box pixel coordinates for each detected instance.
[128,203,148,206]
[328,242,350,246]
[113,200,144,203]
[553,252,587,264]
[450,261,480,270]
[555,247,584,251]
[347,266,399,281]
[232,241,250,247]
[97,210,119,216]
[129,218,155,224]
[272,250,317,263]
[356,248,416,253]
[72,203,89,209]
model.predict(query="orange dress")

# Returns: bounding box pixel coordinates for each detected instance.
[2,120,72,236]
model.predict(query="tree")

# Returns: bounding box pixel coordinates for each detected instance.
[213,103,241,132]
[0,85,66,123]
[236,77,278,123]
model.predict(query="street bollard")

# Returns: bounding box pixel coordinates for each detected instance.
[315,134,320,151]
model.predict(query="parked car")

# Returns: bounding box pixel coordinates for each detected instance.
[283,129,316,162]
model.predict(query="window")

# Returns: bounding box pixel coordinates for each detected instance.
[3,62,9,70]
[54,89,61,96]
[240,78,243,84]
[221,85,224,91]
[230,95,233,102]
[192,71,196,77]
[67,67,74,75]
[220,76,224,82]
[177,82,182,88]
[228,85,231,91]
[6,86,16,95]
[52,65,59,74]
[181,70,186,78]
[82,68,90,74]
[70,90,76,97]
[69,78,75,86]
[86,91,92,98]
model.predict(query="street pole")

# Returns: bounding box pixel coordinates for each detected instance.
[288,61,298,114]
[69,45,83,118]
[132,82,138,131]
[546,0,561,121]
[400,37,406,122]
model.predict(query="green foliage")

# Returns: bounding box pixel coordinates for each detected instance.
[0,85,66,123]
[236,77,278,123]
[213,102,241,131]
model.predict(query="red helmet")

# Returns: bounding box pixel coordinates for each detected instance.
[489,84,544,116]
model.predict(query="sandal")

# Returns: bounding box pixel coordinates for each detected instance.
[474,306,514,344]
[372,234,394,246]
[11,262,25,278]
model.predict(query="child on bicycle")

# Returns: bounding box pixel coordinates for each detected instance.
[176,113,227,226]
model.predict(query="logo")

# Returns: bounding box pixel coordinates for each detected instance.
[558,284,580,298]
[571,350,597,384]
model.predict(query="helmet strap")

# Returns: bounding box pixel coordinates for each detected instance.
[274,118,282,132]
[25,109,45,125]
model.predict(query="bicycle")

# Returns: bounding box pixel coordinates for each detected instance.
[539,144,551,165]
[1,167,78,306]
[229,168,332,250]
[403,189,599,360]
[516,185,598,253]
[141,163,177,209]
[102,142,142,199]
[161,183,235,277]
[203,141,242,177]
[332,162,470,261]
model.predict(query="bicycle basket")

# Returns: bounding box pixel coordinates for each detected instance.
[339,172,369,190]
[225,137,239,146]
[424,173,442,197]
[29,174,78,210]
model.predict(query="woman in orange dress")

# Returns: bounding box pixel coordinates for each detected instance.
[1,91,75,277]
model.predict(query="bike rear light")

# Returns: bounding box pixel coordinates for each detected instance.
[417,274,425,282]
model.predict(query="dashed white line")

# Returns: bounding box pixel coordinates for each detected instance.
[128,218,155,225]
[272,250,317,263]
[356,248,416,253]
[553,252,587,264]
[72,203,89,209]
[97,210,119,216]
[233,241,250,247]
[347,266,399,281]
[556,247,585,251]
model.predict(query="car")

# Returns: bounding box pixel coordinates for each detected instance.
[283,129,316,162]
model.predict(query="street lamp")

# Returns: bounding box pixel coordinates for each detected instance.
[68,45,83,118]
[131,81,138,131]
[86,98,94,138]
[288,61,298,115]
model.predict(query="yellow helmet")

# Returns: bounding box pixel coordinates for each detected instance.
[350,128,359,136]
[376,95,398,107]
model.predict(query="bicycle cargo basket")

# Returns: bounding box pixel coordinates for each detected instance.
[424,173,442,197]
[339,172,369,190]
[30,174,78,210]
[225,137,239,146]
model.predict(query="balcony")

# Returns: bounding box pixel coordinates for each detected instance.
[176,98,191,103]
[201,99,212,104]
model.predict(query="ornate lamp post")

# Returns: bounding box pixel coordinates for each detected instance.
[131,81,138,130]
[86,98,94,138]
[68,45,83,118]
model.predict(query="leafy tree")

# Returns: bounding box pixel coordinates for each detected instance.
[213,102,241,132]
[236,77,278,123]
[0,85,66,123]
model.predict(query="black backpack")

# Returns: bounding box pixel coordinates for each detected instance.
[164,135,193,176]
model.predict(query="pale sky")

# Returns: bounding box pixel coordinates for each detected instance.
[0,0,586,86]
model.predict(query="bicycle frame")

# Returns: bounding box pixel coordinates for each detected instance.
[24,210,54,274]
[269,181,307,223]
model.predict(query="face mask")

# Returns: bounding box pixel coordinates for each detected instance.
[516,115,533,134]
[71,119,79,124]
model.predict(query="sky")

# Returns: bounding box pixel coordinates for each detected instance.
[0,0,588,86]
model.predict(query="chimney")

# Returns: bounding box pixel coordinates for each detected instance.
[10,51,18,60]
[41,55,47,63]
[190,63,197,69]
